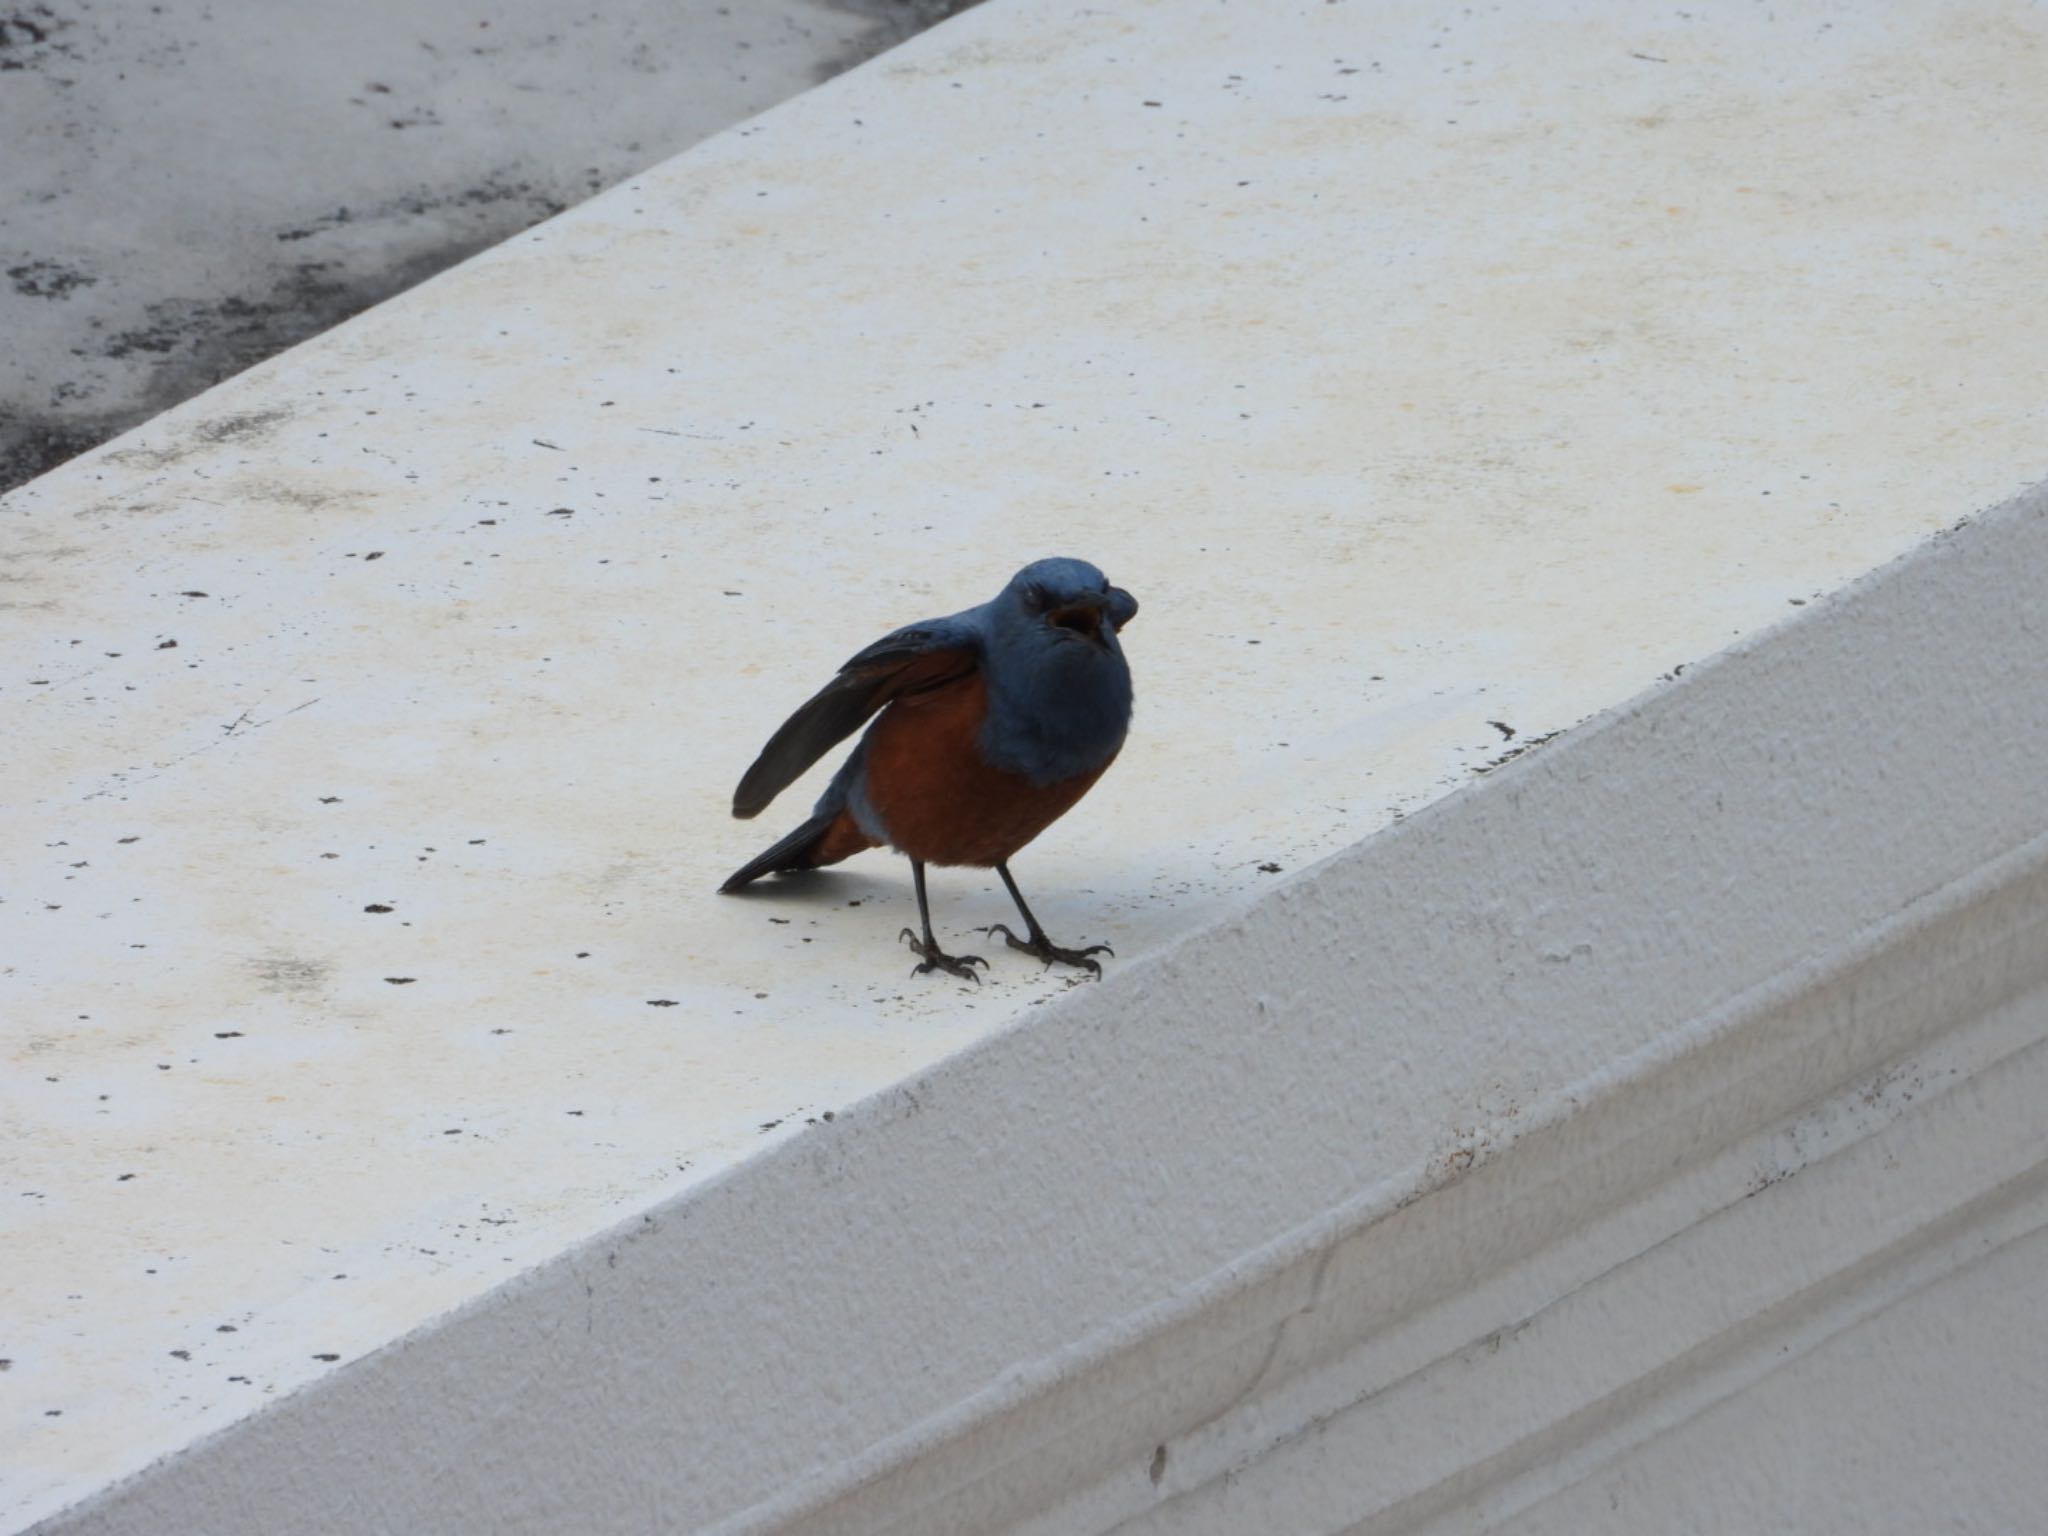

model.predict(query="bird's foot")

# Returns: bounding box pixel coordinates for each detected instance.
[899,928,987,983]
[982,923,1113,978]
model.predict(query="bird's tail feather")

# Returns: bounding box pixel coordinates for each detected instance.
[719,812,837,894]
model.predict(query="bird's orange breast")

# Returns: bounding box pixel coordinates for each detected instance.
[863,672,1114,867]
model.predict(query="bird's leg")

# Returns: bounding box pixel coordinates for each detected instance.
[983,862,1114,978]
[899,859,987,982]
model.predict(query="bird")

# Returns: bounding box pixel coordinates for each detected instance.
[720,557,1138,981]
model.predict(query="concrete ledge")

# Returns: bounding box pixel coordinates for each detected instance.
[37,485,2048,1535]
[7,0,2048,1530]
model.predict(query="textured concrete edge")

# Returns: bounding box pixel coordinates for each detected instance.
[35,480,2048,1536]
[1021,840,2048,1536]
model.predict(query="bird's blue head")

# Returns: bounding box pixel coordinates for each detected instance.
[989,557,1139,657]
[976,558,1138,783]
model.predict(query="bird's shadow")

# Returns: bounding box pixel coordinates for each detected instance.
[719,869,882,906]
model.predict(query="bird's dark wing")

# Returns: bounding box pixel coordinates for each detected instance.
[731,618,982,819]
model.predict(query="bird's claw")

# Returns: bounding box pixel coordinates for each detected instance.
[981,923,1113,977]
[899,928,987,983]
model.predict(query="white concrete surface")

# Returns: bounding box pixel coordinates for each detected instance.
[0,0,967,492]
[4,0,2046,1530]
[1511,1224,2048,1535]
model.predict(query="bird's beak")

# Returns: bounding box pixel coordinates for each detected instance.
[1046,592,1112,647]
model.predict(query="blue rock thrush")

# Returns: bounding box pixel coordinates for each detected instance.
[721,557,1138,980]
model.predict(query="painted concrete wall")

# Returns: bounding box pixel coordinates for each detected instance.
[5,0,2046,1531]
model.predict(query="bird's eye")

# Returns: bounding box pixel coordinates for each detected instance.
[1023,583,1048,610]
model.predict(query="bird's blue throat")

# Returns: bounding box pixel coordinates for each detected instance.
[978,643,1133,786]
